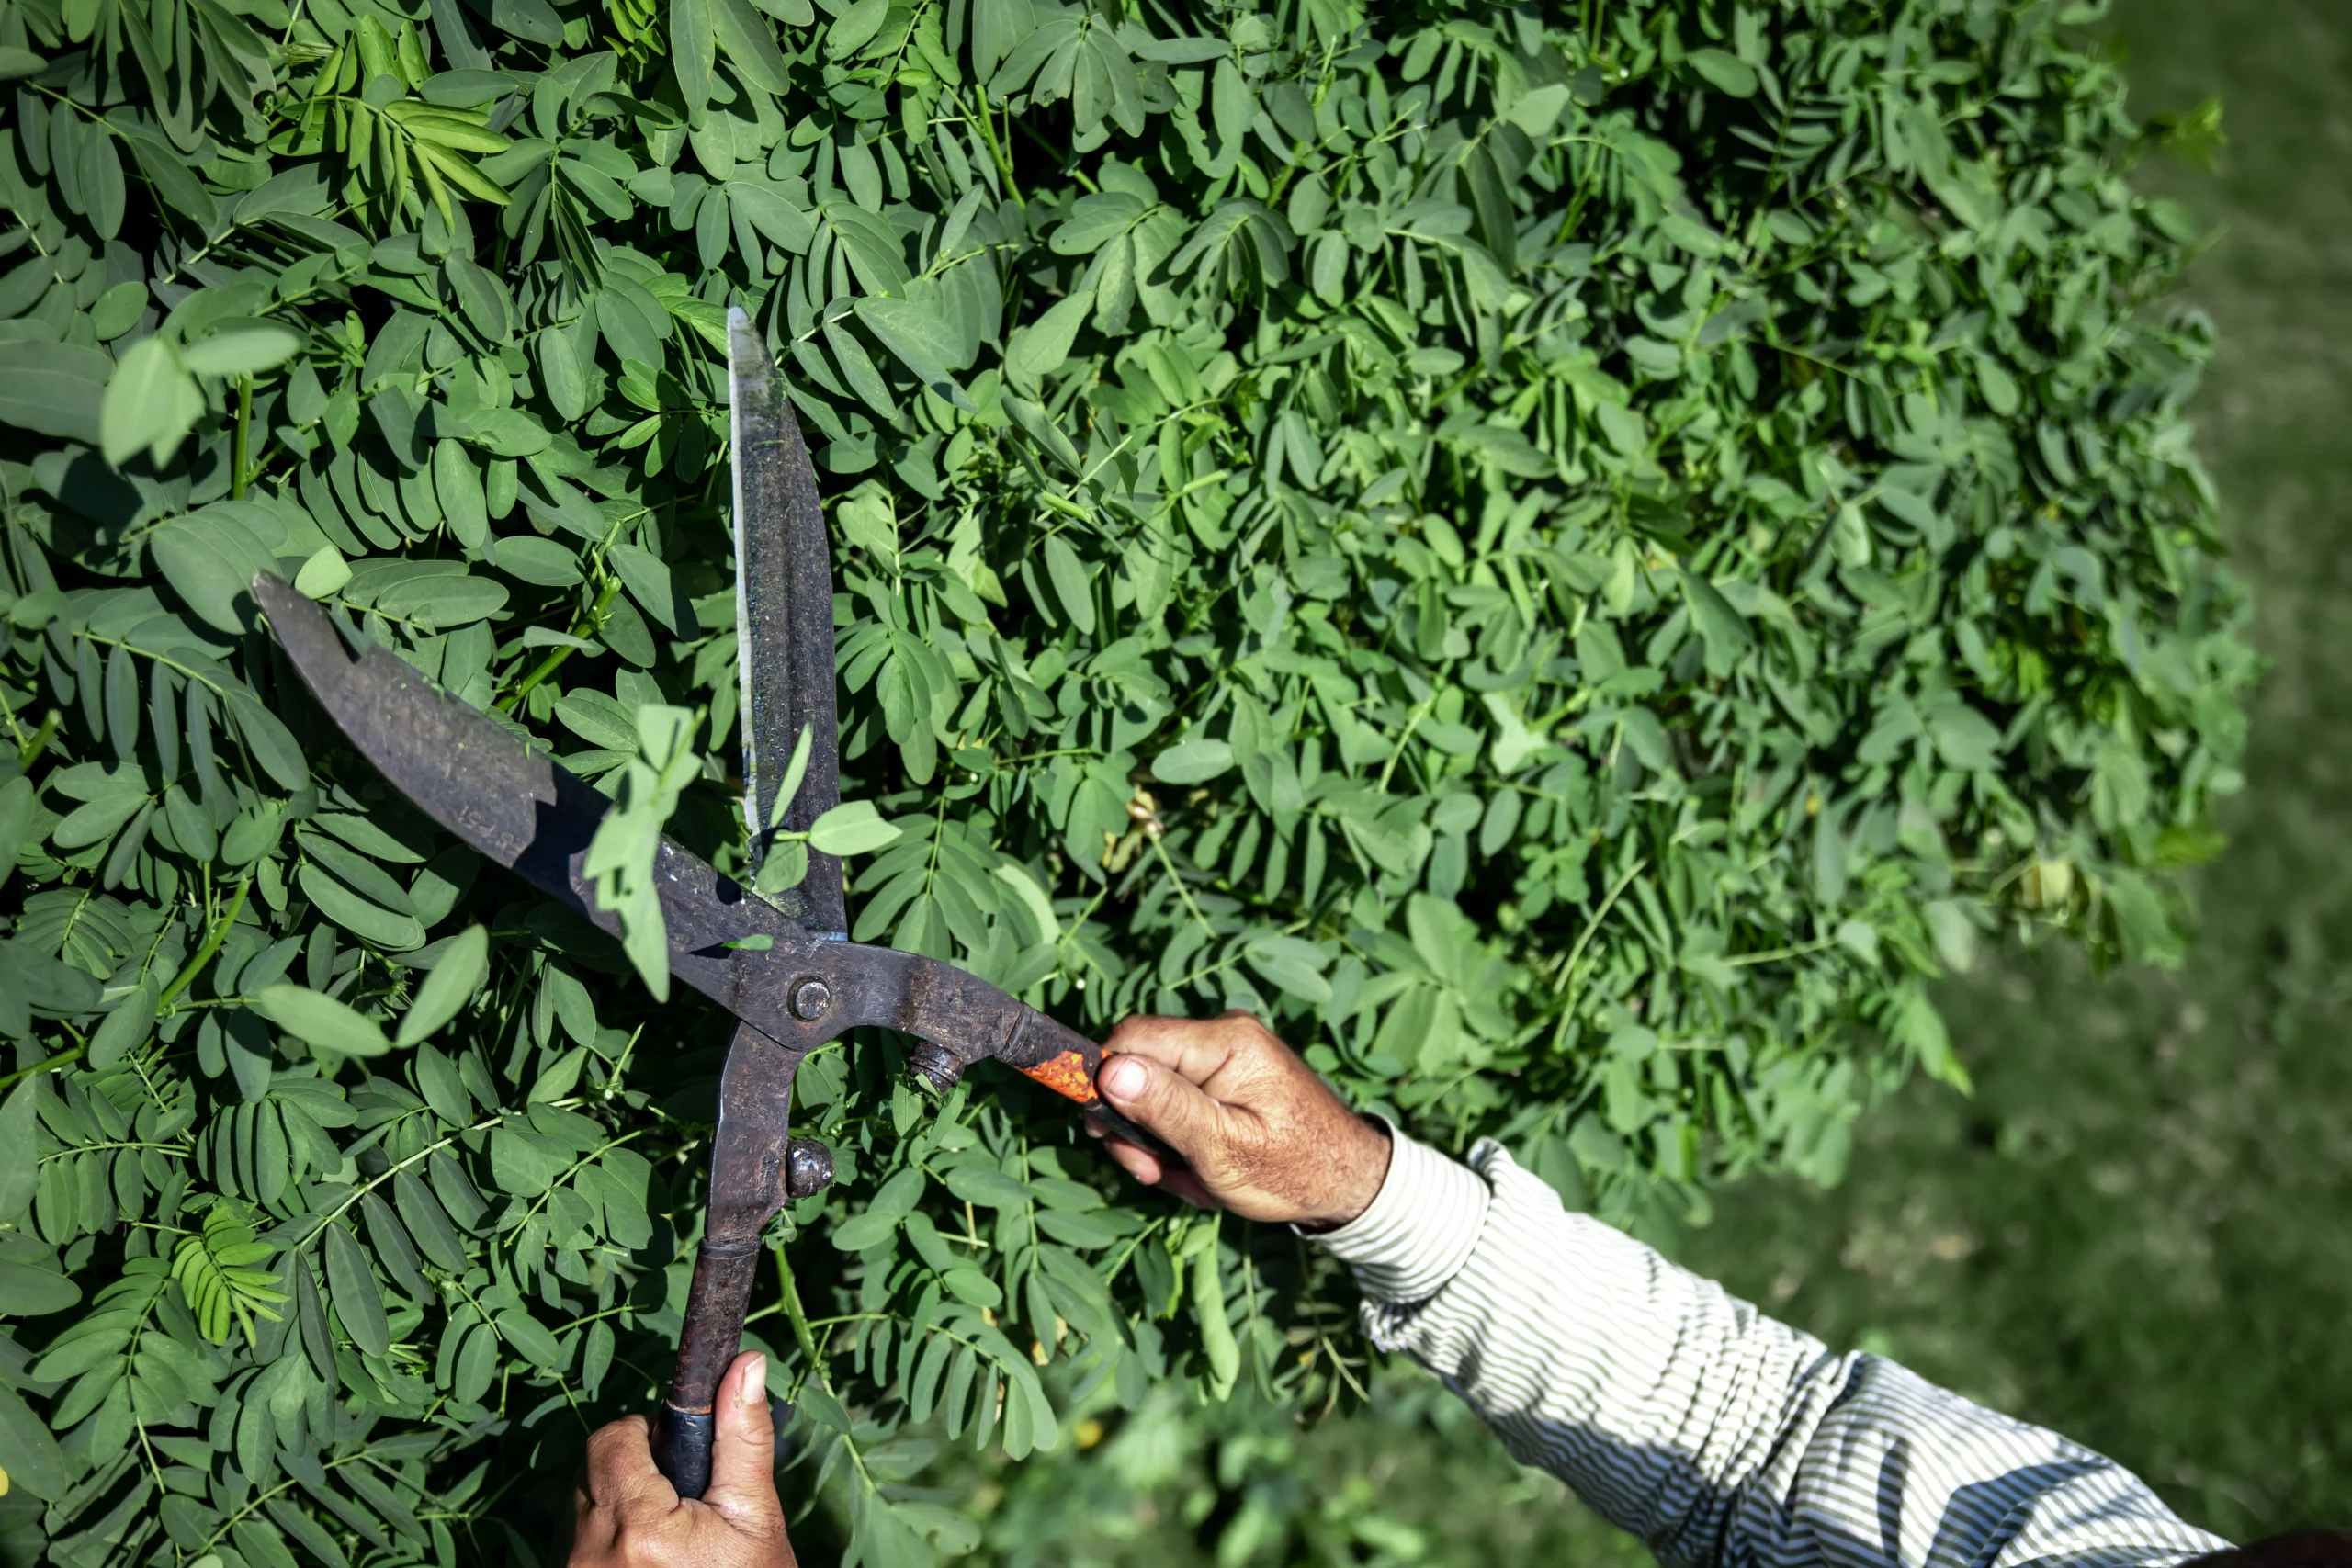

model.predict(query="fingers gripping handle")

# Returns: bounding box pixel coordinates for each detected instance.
[1003,1010,1185,1168]
[652,1241,761,1499]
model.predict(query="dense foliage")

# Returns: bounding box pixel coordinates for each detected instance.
[0,0,2249,1555]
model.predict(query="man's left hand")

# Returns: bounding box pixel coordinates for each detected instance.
[570,1352,796,1567]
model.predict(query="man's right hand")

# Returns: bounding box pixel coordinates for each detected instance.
[1091,1012,1391,1231]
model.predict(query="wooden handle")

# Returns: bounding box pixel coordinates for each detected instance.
[653,1241,762,1499]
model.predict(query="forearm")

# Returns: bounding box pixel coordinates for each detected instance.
[1315,1134,2228,1568]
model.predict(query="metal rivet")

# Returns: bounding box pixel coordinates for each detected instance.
[785,1138,834,1198]
[789,978,831,1021]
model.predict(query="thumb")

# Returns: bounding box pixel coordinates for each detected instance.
[702,1352,781,1526]
[1099,1052,1227,1164]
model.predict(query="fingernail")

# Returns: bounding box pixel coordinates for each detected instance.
[739,1354,766,1408]
[1101,1057,1147,1101]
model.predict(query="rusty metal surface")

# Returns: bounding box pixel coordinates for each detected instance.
[705,1021,810,1247]
[729,310,844,938]
[254,576,1121,1082]
[670,1243,763,1416]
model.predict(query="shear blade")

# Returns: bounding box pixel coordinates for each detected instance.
[252,571,1044,1068]
[729,307,845,939]
[252,573,799,1026]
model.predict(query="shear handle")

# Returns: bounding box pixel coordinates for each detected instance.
[1002,1008,1186,1168]
[651,1241,762,1499]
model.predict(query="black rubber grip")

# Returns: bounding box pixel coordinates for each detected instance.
[651,1404,716,1499]
[1084,1100,1184,1168]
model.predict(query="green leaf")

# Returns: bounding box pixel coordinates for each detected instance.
[1975,354,2021,416]
[1153,738,1233,784]
[767,723,816,831]
[1932,705,2003,771]
[89,281,147,340]
[944,1166,1029,1208]
[413,1045,472,1126]
[1041,534,1095,634]
[493,535,583,586]
[1688,48,1758,96]
[670,0,717,111]
[147,506,277,632]
[445,254,510,341]
[0,344,107,453]
[182,319,305,377]
[852,297,975,410]
[1192,1243,1238,1399]
[1007,291,1091,387]
[435,439,489,547]
[730,181,815,253]
[537,330,588,422]
[608,543,683,636]
[0,776,32,889]
[252,984,392,1056]
[295,545,353,599]
[0,1258,80,1315]
[1679,569,1754,675]
[491,1128,557,1195]
[831,1208,901,1250]
[0,1382,68,1500]
[104,646,140,759]
[496,1306,564,1370]
[1243,935,1330,1004]
[99,335,200,465]
[808,800,903,855]
[397,924,489,1044]
[322,1223,391,1357]
[712,0,791,89]
[299,862,427,950]
[1051,191,1147,255]
[583,704,702,1000]
[0,1082,38,1221]
[226,690,310,791]
[1505,82,1573,138]
[81,123,124,239]
[87,973,158,1069]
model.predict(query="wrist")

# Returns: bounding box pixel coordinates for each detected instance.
[1298,1114,1392,1231]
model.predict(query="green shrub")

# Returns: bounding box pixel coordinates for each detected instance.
[0,0,2248,1555]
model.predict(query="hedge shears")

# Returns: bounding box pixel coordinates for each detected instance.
[254,308,1167,1499]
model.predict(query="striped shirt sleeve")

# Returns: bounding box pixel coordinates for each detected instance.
[1312,1132,2231,1568]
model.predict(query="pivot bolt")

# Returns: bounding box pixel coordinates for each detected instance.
[785,1138,834,1198]
[906,1042,964,1094]
[789,978,831,1021]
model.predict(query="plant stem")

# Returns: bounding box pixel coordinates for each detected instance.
[971,85,1023,205]
[775,1243,820,1368]
[16,707,60,769]
[160,876,253,1009]
[500,579,623,714]
[0,1047,85,1093]
[1150,833,1217,943]
[232,376,253,499]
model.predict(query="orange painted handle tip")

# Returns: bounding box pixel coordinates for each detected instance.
[1016,1049,1099,1105]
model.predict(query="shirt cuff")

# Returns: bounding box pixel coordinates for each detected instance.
[1301,1124,1490,1305]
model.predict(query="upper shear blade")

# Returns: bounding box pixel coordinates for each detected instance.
[729,307,845,940]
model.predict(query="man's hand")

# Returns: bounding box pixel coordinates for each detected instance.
[1091,1012,1391,1230]
[570,1352,795,1567]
